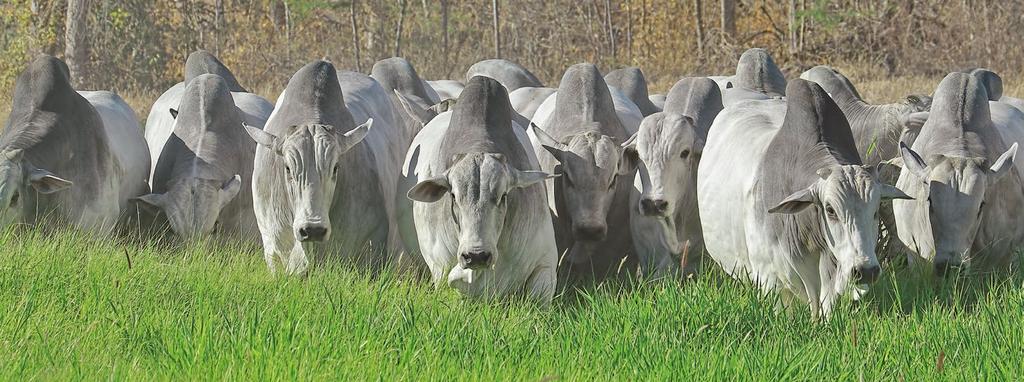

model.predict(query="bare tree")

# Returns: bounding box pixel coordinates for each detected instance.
[351,0,362,72]
[605,0,615,59]
[788,0,799,55]
[214,0,224,55]
[721,0,736,40]
[694,0,705,57]
[65,0,89,87]
[492,0,501,58]
[395,0,409,57]
[441,0,450,75]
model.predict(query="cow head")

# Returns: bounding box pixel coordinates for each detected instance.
[245,120,372,243]
[769,164,911,287]
[134,175,242,239]
[532,124,637,242]
[624,113,703,218]
[897,142,1016,275]
[408,153,554,272]
[0,148,72,229]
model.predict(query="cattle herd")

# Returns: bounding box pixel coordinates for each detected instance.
[4,47,1024,317]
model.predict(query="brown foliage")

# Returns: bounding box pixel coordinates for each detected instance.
[1,0,1023,111]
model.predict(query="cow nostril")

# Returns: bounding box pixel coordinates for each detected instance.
[298,226,328,242]
[640,198,669,216]
[574,225,607,241]
[854,265,881,283]
[460,251,492,269]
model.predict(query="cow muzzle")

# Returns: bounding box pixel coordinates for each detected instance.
[459,249,493,270]
[573,223,607,241]
[639,197,669,217]
[296,223,329,242]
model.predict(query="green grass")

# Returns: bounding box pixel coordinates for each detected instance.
[1,229,1022,380]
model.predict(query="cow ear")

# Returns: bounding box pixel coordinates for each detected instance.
[900,142,929,181]
[617,144,640,176]
[429,98,457,114]
[243,122,283,154]
[2,148,23,162]
[901,111,928,131]
[338,119,372,153]
[27,168,72,194]
[133,193,165,214]
[530,123,568,161]
[220,174,242,203]
[878,183,913,201]
[989,142,1017,179]
[768,186,817,214]
[513,169,558,189]
[394,90,435,127]
[407,176,451,203]
[169,108,178,119]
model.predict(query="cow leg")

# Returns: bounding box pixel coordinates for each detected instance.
[525,265,556,304]
[285,242,309,277]
[260,231,292,274]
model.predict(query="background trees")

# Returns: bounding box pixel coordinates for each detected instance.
[0,0,1022,96]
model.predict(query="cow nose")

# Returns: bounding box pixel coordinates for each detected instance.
[573,224,607,241]
[640,198,669,216]
[297,225,328,242]
[460,251,492,269]
[853,264,881,283]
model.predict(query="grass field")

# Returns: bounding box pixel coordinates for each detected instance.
[1,229,1022,380]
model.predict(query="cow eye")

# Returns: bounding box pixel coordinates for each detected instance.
[333,164,340,177]
[449,194,460,227]
[680,149,690,159]
[9,192,18,207]
[825,204,837,219]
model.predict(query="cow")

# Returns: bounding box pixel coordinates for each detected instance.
[894,72,1024,275]
[799,65,931,256]
[372,57,440,137]
[465,59,544,92]
[717,48,787,107]
[134,74,259,241]
[964,68,1024,114]
[404,76,557,302]
[649,94,667,110]
[605,67,661,116]
[145,51,273,183]
[698,79,912,317]
[426,80,464,101]
[527,63,638,277]
[626,77,722,277]
[245,61,403,276]
[0,55,149,234]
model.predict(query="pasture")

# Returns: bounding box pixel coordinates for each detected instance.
[1,228,1021,380]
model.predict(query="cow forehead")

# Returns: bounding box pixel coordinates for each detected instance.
[821,167,877,205]
[449,154,510,201]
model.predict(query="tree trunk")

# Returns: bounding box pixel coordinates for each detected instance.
[605,0,615,59]
[626,1,633,62]
[351,0,362,72]
[492,0,501,58]
[214,0,224,55]
[65,0,89,88]
[788,0,798,55]
[395,0,409,57]
[441,0,450,75]
[694,0,705,57]
[721,0,735,40]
